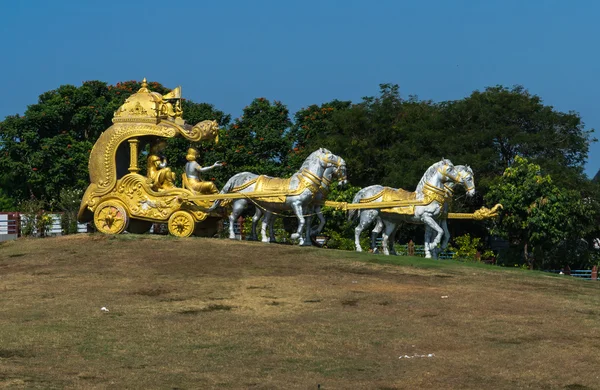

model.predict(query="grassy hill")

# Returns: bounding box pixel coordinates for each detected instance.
[1,235,600,389]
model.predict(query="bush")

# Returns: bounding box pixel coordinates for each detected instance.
[58,188,83,235]
[448,234,493,262]
[19,198,53,237]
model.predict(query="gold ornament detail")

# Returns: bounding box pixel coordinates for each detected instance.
[447,204,503,220]
[94,200,129,234]
[168,211,195,237]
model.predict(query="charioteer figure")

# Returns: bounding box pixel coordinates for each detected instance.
[147,139,176,191]
[183,147,222,194]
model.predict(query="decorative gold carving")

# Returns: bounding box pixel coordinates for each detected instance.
[94,200,129,234]
[447,204,503,220]
[168,211,195,237]
[128,138,140,173]
[189,120,220,143]
[113,78,161,123]
[255,176,291,193]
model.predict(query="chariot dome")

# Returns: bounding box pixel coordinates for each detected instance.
[112,78,167,124]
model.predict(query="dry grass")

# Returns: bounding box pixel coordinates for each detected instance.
[1,234,600,389]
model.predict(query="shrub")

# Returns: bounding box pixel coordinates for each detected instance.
[448,234,493,262]
[19,198,53,237]
[57,188,83,235]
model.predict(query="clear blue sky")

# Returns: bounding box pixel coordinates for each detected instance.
[1,0,599,177]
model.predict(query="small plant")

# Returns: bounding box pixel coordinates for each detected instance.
[448,234,493,262]
[57,188,83,235]
[19,198,53,237]
[324,229,369,251]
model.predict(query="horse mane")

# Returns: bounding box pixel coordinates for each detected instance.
[445,165,468,190]
[299,148,332,170]
[415,159,453,194]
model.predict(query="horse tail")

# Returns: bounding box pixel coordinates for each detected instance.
[207,175,237,211]
[347,190,363,222]
[347,209,358,222]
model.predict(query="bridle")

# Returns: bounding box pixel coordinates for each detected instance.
[436,163,459,183]
[455,169,475,193]
[319,153,344,168]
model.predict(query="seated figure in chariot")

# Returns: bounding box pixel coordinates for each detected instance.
[146,139,176,191]
[183,147,222,194]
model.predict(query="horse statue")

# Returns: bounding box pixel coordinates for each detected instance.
[209,148,347,245]
[348,159,475,258]
[364,165,475,258]
[424,165,475,258]
[249,158,347,244]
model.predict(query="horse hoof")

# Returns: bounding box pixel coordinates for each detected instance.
[291,233,300,240]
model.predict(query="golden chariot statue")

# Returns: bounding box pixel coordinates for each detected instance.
[77,79,222,237]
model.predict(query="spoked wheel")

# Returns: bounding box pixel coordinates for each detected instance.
[127,219,153,234]
[94,200,129,235]
[168,211,195,238]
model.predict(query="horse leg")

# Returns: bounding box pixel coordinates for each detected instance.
[354,211,365,252]
[260,211,272,243]
[301,207,313,246]
[381,221,396,256]
[229,200,247,240]
[268,215,276,243]
[312,206,326,236]
[422,215,443,259]
[371,216,383,254]
[430,219,450,259]
[424,225,433,257]
[354,210,376,252]
[440,219,450,250]
[250,207,262,241]
[290,202,306,245]
[389,225,399,255]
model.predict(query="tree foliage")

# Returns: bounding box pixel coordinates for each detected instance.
[194,97,294,186]
[485,156,597,269]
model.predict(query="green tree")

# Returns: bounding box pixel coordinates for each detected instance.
[157,100,231,186]
[439,85,595,193]
[199,97,293,187]
[485,156,596,269]
[288,99,352,168]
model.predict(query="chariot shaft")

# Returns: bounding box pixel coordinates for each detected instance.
[182,191,292,202]
[321,200,502,220]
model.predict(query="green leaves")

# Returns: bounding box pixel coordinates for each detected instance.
[485,156,597,268]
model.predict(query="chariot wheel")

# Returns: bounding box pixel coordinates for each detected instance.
[94,200,129,235]
[126,219,153,234]
[168,211,195,237]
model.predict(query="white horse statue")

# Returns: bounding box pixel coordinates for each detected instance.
[209,148,347,245]
[363,165,475,258]
[424,165,475,258]
[348,159,475,258]
[249,159,347,244]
